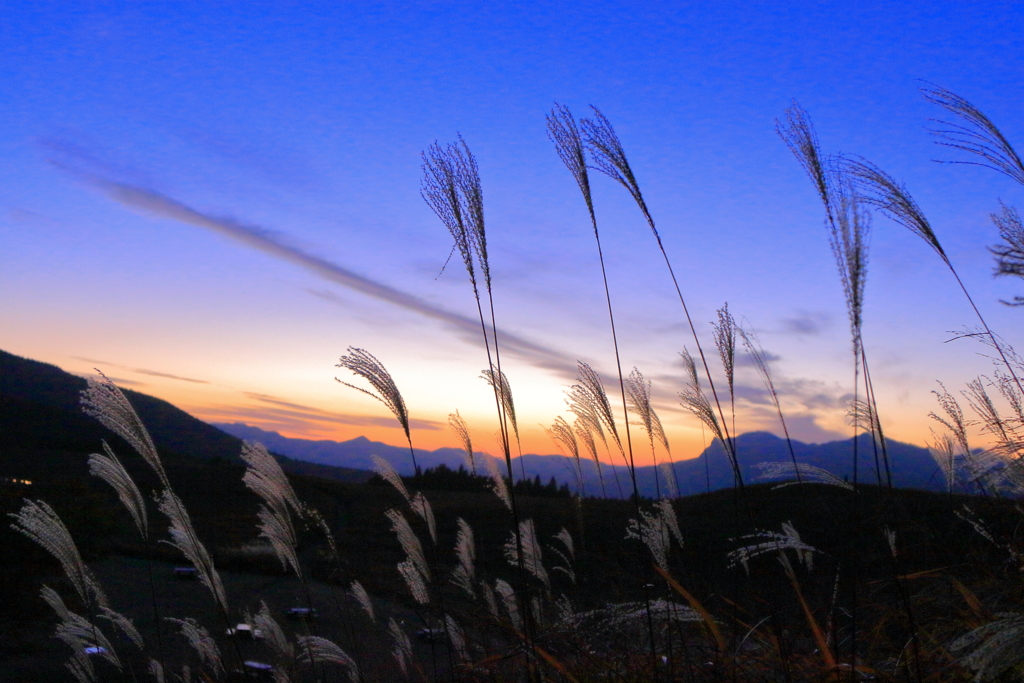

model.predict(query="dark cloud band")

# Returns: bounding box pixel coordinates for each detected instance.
[80,173,578,378]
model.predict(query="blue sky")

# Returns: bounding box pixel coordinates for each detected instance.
[2,1,1023,459]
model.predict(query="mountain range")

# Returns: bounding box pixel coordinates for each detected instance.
[215,422,945,498]
[0,348,944,498]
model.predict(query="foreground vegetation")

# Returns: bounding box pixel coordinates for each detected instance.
[7,86,1024,682]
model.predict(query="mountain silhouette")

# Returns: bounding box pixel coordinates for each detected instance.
[0,348,942,498]
[216,422,944,498]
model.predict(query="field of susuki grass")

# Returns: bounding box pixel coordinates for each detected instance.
[7,86,1024,682]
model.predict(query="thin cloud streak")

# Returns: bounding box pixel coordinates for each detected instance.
[73,372,147,388]
[243,392,444,431]
[72,356,210,384]
[200,403,442,432]
[72,171,578,379]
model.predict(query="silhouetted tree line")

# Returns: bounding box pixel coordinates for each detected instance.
[368,463,572,497]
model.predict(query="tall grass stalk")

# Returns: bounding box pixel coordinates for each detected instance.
[581,106,740,488]
[713,304,739,474]
[547,104,641,498]
[482,368,528,481]
[780,102,929,682]
[739,326,802,482]
[778,101,870,679]
[841,86,1024,398]
[336,347,420,475]
[421,136,537,672]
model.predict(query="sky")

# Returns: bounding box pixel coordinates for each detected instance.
[2,1,1024,464]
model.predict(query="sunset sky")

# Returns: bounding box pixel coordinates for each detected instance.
[3,1,1023,464]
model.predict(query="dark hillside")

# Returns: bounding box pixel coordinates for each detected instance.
[0,349,370,484]
[2,349,243,462]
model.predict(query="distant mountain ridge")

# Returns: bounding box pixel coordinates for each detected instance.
[0,347,943,498]
[215,422,945,497]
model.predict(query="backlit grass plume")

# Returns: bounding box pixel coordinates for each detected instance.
[336,347,418,473]
[679,349,739,486]
[241,440,303,575]
[505,519,549,589]
[295,635,358,683]
[922,84,1024,186]
[779,102,872,500]
[421,137,512,461]
[166,617,222,679]
[625,368,673,498]
[495,579,523,632]
[371,454,410,502]
[830,190,870,356]
[625,501,682,572]
[41,585,120,683]
[252,601,293,663]
[81,372,167,486]
[385,509,430,583]
[755,462,854,491]
[410,492,437,544]
[727,521,817,573]
[949,612,1024,682]
[928,431,959,493]
[842,156,943,262]
[713,304,738,407]
[842,141,1024,396]
[448,410,475,474]
[777,101,836,223]
[396,559,430,605]
[388,618,413,677]
[567,362,623,462]
[422,138,527,620]
[548,103,635,502]
[549,528,576,584]
[544,415,585,495]
[156,489,227,614]
[482,368,518,444]
[990,203,1024,305]
[573,416,607,498]
[10,499,107,607]
[349,581,375,622]
[88,441,148,539]
[568,362,629,498]
[452,517,476,598]
[779,104,869,353]
[482,368,528,479]
[484,453,512,511]
[929,382,989,493]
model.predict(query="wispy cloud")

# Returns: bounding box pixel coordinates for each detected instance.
[56,160,579,379]
[780,311,831,336]
[72,356,209,384]
[196,404,443,441]
[73,372,147,387]
[242,392,444,431]
[648,366,851,444]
